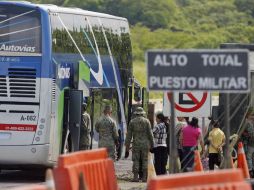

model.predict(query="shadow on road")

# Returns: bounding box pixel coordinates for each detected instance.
[0,170,45,183]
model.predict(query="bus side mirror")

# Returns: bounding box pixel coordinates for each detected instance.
[134,86,141,102]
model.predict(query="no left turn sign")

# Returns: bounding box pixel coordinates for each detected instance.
[163,92,211,117]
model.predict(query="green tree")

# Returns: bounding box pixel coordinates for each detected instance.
[234,0,254,17]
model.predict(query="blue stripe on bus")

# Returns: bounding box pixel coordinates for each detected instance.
[52,53,122,89]
[0,54,120,88]
[103,70,110,87]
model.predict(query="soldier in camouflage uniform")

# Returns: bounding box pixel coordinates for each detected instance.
[95,105,119,160]
[125,107,154,182]
[79,103,91,150]
[242,112,254,177]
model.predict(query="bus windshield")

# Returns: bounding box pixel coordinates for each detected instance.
[0,5,41,53]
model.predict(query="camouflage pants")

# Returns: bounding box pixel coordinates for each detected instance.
[79,128,90,150]
[79,136,90,150]
[132,147,149,174]
[247,145,254,170]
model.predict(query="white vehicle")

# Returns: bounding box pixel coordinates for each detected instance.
[0,1,138,169]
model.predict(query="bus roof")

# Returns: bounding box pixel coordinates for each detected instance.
[0,1,128,21]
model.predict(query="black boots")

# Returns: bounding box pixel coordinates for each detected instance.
[249,170,254,178]
[132,173,139,182]
[142,171,147,182]
[132,172,147,182]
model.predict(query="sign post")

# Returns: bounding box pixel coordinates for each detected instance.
[146,49,249,173]
[169,92,178,173]
[224,93,231,168]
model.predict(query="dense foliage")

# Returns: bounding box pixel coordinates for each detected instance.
[31,0,254,97]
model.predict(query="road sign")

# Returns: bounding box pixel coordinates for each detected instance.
[146,49,249,92]
[163,92,211,117]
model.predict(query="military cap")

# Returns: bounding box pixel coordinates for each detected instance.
[104,105,112,112]
[134,107,146,115]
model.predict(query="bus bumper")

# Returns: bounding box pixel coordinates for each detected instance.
[0,144,53,168]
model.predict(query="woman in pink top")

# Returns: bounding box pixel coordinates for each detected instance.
[180,117,204,172]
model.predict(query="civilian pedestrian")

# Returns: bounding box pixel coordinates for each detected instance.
[153,112,168,175]
[208,120,225,170]
[175,117,188,166]
[180,117,204,172]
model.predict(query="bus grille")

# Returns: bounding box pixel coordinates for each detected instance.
[52,78,56,102]
[0,75,7,97]
[8,68,37,98]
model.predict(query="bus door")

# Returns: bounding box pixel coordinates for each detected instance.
[90,88,120,149]
[62,89,83,152]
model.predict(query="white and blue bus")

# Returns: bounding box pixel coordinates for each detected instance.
[0,1,143,169]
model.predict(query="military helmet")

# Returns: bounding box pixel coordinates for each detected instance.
[104,105,112,112]
[134,107,146,115]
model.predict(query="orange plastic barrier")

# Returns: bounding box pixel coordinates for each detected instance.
[194,150,203,171]
[53,148,118,190]
[237,142,250,179]
[58,148,108,168]
[147,169,251,190]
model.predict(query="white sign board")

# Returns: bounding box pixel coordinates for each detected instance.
[163,92,211,117]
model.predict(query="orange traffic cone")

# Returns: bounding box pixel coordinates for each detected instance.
[194,150,203,171]
[237,142,250,179]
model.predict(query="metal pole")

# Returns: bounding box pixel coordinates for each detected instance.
[202,117,205,136]
[169,92,178,173]
[90,90,95,150]
[224,93,231,168]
